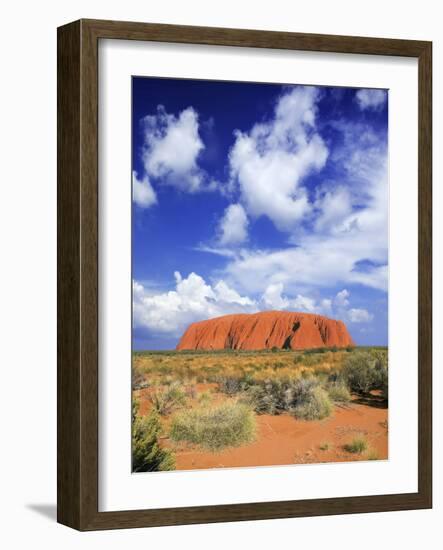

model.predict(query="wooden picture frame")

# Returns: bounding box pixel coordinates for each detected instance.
[57,18,432,530]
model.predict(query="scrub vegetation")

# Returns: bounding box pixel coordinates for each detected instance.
[131,347,388,471]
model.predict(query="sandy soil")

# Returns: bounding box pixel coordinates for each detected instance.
[165,397,388,470]
[135,384,388,471]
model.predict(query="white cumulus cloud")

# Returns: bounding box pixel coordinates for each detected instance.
[291,294,318,312]
[213,280,255,306]
[314,186,353,233]
[347,308,374,323]
[262,282,289,309]
[132,170,157,208]
[133,272,257,336]
[261,284,353,318]
[228,86,328,230]
[133,274,374,338]
[141,105,207,193]
[217,203,249,246]
[219,122,388,295]
[334,289,350,308]
[355,89,387,111]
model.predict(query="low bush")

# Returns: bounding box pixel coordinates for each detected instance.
[170,402,256,451]
[372,350,388,399]
[132,407,175,472]
[217,374,254,395]
[241,382,280,414]
[344,436,368,454]
[217,375,244,395]
[327,381,352,403]
[132,366,149,390]
[291,385,332,420]
[242,378,332,420]
[149,383,187,415]
[319,442,331,451]
[342,352,388,395]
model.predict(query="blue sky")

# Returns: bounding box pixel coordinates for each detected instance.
[132,77,388,350]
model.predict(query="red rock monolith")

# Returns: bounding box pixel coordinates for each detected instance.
[176,311,354,351]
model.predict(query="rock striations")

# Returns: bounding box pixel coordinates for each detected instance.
[176,311,354,351]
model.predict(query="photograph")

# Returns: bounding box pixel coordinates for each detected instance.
[131,77,389,472]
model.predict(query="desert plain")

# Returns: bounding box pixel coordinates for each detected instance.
[132,339,388,472]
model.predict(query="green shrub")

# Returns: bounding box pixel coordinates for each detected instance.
[217,374,254,395]
[241,382,281,414]
[132,408,175,472]
[242,378,332,420]
[170,402,256,451]
[217,375,243,395]
[342,350,389,397]
[342,352,378,394]
[291,385,332,420]
[372,350,388,399]
[132,366,148,390]
[319,442,331,451]
[327,381,352,403]
[149,383,187,415]
[132,398,140,422]
[344,436,368,454]
[312,369,330,385]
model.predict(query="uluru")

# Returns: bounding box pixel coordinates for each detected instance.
[176,311,354,351]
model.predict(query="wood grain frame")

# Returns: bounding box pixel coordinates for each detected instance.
[57,19,432,530]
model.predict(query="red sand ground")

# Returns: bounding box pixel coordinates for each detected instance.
[167,399,388,470]
[136,387,388,470]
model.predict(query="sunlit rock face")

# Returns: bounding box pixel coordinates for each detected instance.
[176,311,354,351]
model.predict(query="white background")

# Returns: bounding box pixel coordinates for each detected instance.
[0,0,441,548]
[100,40,418,511]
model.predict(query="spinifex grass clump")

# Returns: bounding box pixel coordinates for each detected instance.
[240,378,299,414]
[217,375,245,396]
[132,364,150,390]
[242,377,332,420]
[149,382,187,415]
[342,350,388,396]
[327,381,352,403]
[290,381,333,420]
[343,436,368,454]
[132,401,175,472]
[170,402,256,451]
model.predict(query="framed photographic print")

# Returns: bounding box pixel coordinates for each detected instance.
[57,19,432,530]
